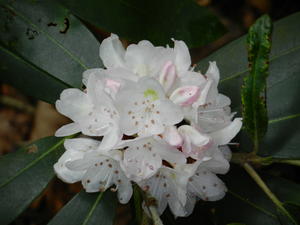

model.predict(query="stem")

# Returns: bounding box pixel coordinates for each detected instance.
[231,152,300,167]
[148,205,164,225]
[243,162,297,224]
[273,159,300,167]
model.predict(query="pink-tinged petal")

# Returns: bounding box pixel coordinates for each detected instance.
[173,39,191,75]
[162,126,183,147]
[99,33,125,68]
[55,123,80,137]
[178,125,211,159]
[159,61,177,93]
[210,118,242,145]
[170,86,201,106]
[105,78,121,94]
[192,79,213,108]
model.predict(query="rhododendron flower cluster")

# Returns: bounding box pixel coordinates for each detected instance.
[54,34,242,217]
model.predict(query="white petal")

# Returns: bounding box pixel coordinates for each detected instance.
[125,41,156,77]
[162,126,183,147]
[54,149,86,183]
[192,79,213,108]
[173,40,191,75]
[219,145,232,161]
[64,138,100,152]
[138,166,189,216]
[206,61,220,84]
[178,125,210,148]
[153,137,186,165]
[156,99,184,126]
[82,68,104,86]
[210,118,242,145]
[200,147,230,174]
[55,123,80,137]
[55,88,92,121]
[98,127,121,151]
[159,61,177,93]
[189,168,227,201]
[121,142,162,182]
[99,34,125,68]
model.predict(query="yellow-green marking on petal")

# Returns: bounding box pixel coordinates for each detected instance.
[144,89,159,101]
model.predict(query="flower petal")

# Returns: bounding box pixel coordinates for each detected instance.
[170,85,201,106]
[210,118,242,145]
[205,61,220,84]
[162,126,183,147]
[188,168,227,201]
[173,40,191,75]
[159,61,177,93]
[121,142,162,182]
[99,33,125,68]
[55,123,80,137]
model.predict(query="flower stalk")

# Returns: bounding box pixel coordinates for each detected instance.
[242,162,297,224]
[231,152,300,167]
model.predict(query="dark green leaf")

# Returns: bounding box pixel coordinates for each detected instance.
[196,12,300,158]
[48,190,117,225]
[59,0,226,48]
[0,136,66,225]
[265,176,300,207]
[241,15,272,151]
[213,167,280,225]
[0,0,101,103]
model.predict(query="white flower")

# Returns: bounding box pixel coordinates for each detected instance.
[118,136,186,182]
[54,34,243,217]
[100,34,192,79]
[183,147,230,216]
[138,166,189,216]
[55,138,133,204]
[55,74,121,150]
[115,77,183,136]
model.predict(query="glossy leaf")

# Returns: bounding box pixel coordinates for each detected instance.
[265,176,300,207]
[59,0,226,48]
[0,136,66,225]
[0,0,101,103]
[48,190,117,225]
[212,166,300,225]
[241,15,272,151]
[197,12,300,158]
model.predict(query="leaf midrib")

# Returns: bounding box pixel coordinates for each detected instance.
[4,3,89,70]
[0,44,72,89]
[82,192,104,225]
[0,137,66,189]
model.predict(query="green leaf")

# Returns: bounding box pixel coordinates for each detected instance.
[48,190,117,225]
[213,167,280,225]
[265,176,300,207]
[0,136,66,225]
[0,0,101,103]
[196,12,300,158]
[58,0,226,48]
[241,15,272,152]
